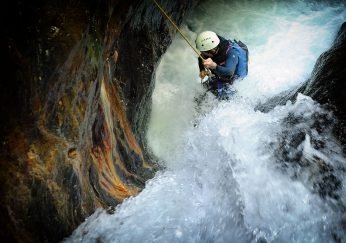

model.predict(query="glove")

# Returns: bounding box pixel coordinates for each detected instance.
[199,70,208,79]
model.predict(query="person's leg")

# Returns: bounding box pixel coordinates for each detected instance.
[202,77,218,96]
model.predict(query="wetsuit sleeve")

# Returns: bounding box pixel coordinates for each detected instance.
[198,57,204,71]
[214,48,238,76]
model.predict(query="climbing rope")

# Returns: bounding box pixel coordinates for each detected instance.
[151,0,205,61]
[151,0,212,81]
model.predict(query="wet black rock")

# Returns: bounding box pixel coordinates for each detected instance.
[257,22,346,151]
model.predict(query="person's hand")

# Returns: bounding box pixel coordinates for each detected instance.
[203,58,217,69]
[199,70,208,79]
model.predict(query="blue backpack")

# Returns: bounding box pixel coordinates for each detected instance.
[230,39,249,78]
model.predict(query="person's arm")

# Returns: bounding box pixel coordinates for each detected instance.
[198,57,209,79]
[198,57,204,71]
[214,49,238,76]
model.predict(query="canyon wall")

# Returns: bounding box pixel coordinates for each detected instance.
[0,0,198,242]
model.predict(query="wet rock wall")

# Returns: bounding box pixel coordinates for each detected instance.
[0,0,198,242]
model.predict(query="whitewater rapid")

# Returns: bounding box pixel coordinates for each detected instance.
[65,0,346,242]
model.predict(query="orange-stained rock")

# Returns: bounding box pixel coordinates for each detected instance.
[0,0,200,242]
[67,148,78,159]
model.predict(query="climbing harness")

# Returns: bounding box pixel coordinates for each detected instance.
[151,0,212,80]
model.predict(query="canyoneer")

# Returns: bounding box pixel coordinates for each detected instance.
[151,0,249,99]
[196,31,249,99]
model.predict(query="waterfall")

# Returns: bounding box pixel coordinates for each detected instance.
[65,0,346,242]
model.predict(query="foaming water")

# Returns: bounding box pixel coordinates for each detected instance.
[65,1,346,242]
[148,0,346,160]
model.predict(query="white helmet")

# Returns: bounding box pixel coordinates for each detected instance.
[195,31,220,51]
